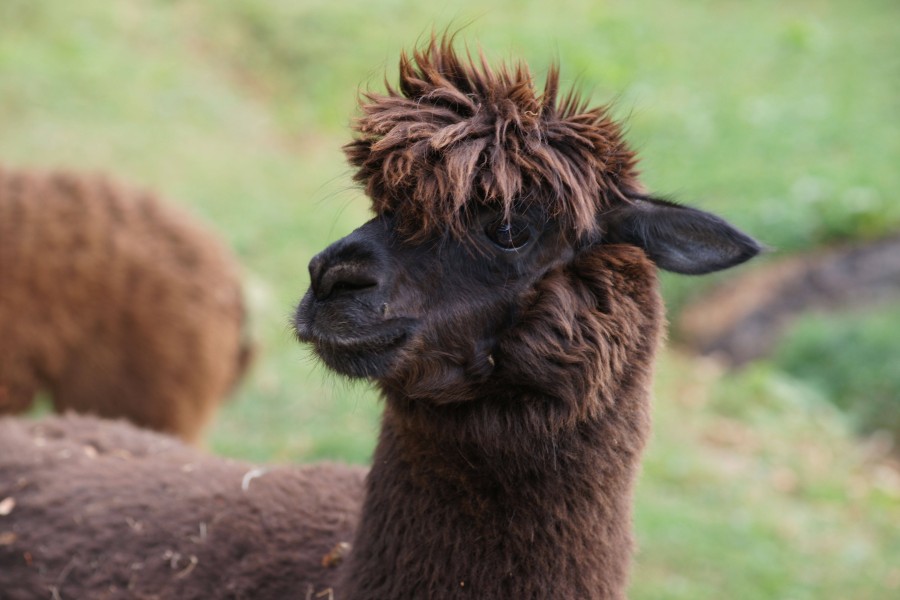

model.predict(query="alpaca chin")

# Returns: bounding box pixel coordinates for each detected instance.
[293,291,415,379]
[308,329,410,379]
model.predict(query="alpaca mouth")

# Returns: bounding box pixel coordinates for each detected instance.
[308,324,413,379]
[294,301,415,379]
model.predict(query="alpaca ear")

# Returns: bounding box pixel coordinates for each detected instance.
[602,196,761,274]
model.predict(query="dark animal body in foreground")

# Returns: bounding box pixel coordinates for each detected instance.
[0,415,364,599]
[0,37,758,598]
[0,168,252,442]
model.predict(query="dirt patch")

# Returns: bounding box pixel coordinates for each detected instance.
[678,234,900,366]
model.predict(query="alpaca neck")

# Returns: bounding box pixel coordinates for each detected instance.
[339,392,649,600]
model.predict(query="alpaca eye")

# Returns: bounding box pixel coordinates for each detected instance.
[486,217,532,251]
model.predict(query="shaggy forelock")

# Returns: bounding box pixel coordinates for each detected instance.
[344,35,641,240]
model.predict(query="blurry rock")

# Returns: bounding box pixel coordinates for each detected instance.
[679,235,900,366]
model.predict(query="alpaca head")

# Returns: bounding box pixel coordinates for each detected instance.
[294,38,759,416]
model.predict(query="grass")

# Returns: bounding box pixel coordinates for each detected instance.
[636,356,900,598]
[775,303,900,442]
[3,0,899,596]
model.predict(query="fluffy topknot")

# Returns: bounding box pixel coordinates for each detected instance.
[344,35,641,241]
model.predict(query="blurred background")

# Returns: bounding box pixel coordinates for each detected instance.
[2,0,897,597]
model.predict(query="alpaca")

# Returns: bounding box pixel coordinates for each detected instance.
[0,168,253,442]
[0,414,365,600]
[0,39,758,599]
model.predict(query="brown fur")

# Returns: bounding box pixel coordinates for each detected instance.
[345,35,641,242]
[338,246,663,599]
[0,168,252,442]
[0,414,364,599]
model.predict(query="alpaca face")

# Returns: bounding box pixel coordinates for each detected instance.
[294,205,573,389]
[295,38,760,404]
[294,194,759,404]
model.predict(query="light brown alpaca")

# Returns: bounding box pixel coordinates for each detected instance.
[0,168,252,442]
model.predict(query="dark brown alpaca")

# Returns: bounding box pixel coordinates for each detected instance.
[0,39,758,599]
[0,168,252,442]
[298,38,757,598]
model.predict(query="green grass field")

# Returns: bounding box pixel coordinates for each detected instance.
[2,0,898,597]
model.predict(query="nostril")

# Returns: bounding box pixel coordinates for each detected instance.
[307,230,386,302]
[314,263,379,301]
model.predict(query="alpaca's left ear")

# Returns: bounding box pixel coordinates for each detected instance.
[602,195,761,274]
